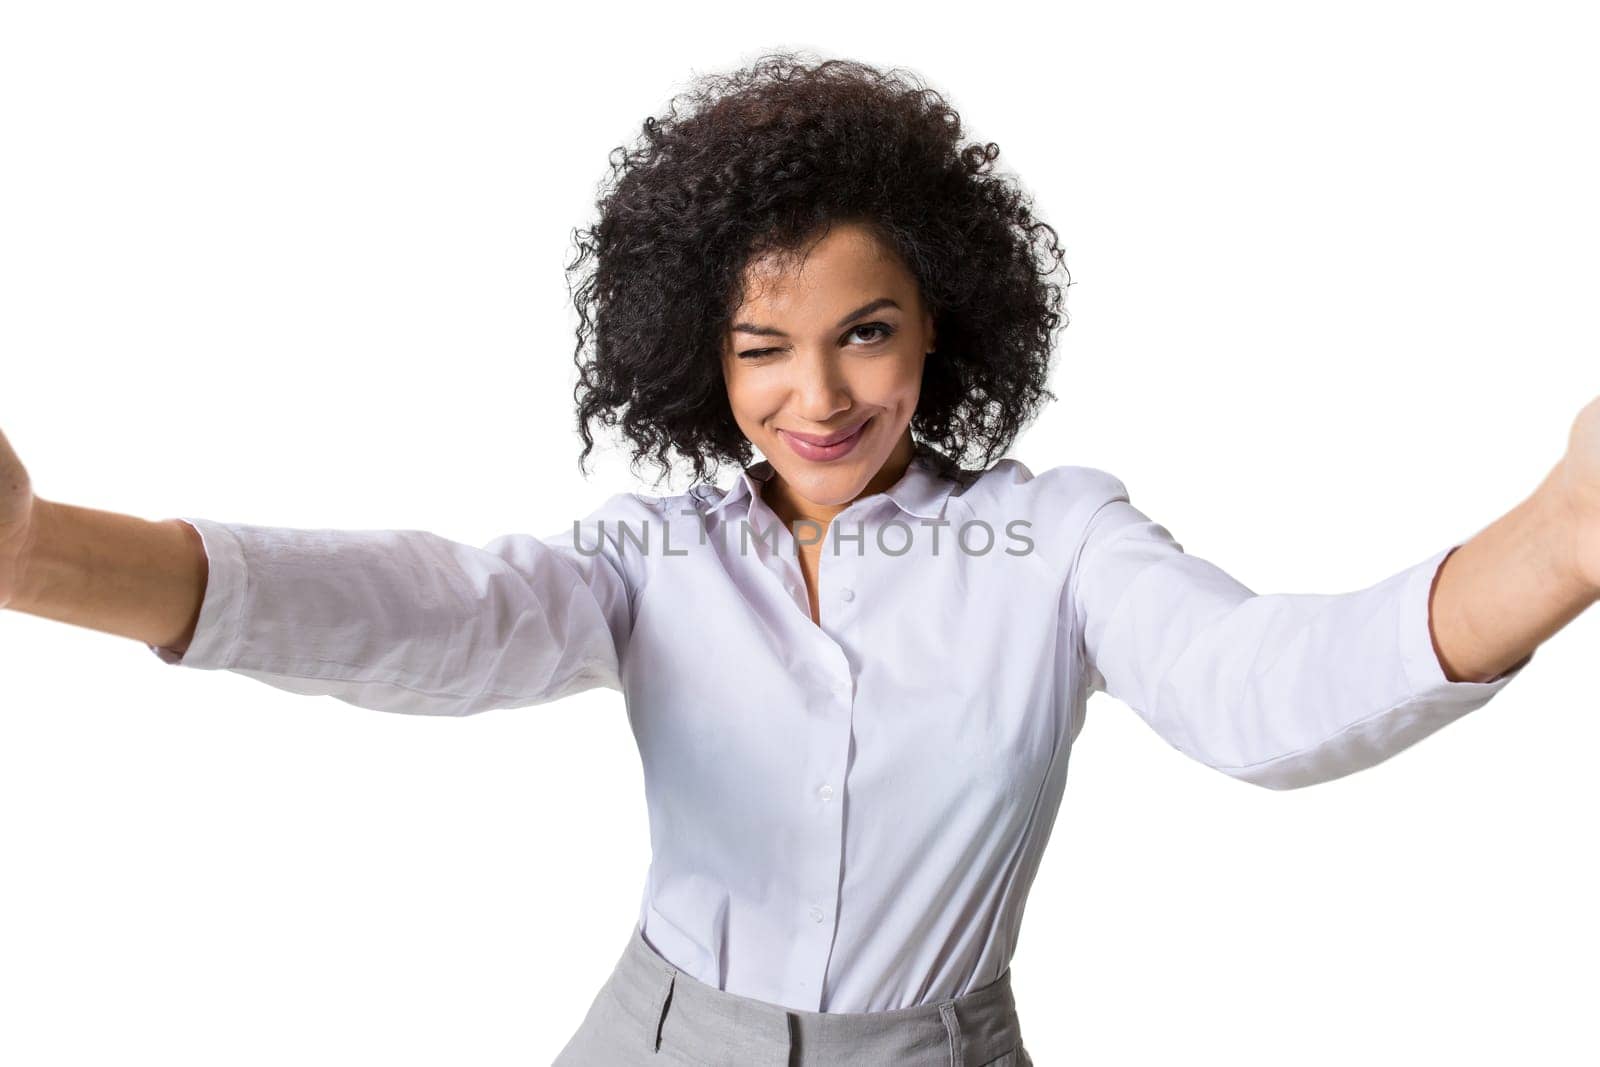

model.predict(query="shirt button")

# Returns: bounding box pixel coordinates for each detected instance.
[808,905,825,923]
[818,784,834,801]
[839,587,855,602]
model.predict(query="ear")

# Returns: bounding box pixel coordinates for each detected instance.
[923,309,936,354]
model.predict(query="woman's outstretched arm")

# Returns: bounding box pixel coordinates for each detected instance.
[1,424,648,718]
[1428,396,1600,683]
[1064,398,1600,790]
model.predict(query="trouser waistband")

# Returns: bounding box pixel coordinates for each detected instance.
[605,921,1025,1065]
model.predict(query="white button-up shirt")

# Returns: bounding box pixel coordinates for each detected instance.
[147,439,1528,1013]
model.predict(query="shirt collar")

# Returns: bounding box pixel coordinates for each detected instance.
[698,439,961,522]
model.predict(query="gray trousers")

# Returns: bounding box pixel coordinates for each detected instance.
[553,923,1033,1066]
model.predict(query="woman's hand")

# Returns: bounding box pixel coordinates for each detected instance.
[1553,394,1600,596]
[0,425,41,610]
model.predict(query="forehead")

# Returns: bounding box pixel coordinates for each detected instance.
[736,222,908,309]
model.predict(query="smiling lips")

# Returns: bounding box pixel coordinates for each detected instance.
[780,416,871,461]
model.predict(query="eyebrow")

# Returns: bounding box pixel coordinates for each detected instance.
[731,297,901,337]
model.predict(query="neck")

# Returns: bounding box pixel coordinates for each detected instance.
[764,430,917,533]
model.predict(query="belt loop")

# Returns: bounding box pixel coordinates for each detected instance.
[648,966,677,1053]
[939,1001,964,1066]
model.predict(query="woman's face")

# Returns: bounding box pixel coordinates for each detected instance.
[720,221,935,514]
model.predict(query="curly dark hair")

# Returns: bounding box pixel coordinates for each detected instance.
[565,50,1072,489]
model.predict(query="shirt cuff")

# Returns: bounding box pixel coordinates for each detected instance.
[1399,544,1533,700]
[145,517,248,669]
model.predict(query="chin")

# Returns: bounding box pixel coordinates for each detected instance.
[786,455,880,500]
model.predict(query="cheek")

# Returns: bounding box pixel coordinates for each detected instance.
[865,354,925,407]
[722,369,783,428]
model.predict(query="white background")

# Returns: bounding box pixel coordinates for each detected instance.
[2,2,1596,1064]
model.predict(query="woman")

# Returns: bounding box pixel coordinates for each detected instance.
[3,52,1597,1065]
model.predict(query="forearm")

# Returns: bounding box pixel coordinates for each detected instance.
[1429,460,1599,683]
[10,497,208,653]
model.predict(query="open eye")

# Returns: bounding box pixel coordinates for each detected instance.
[848,322,896,345]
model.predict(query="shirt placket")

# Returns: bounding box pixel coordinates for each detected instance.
[745,499,862,1012]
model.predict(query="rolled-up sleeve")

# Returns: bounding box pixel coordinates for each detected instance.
[1071,485,1531,790]
[145,492,654,717]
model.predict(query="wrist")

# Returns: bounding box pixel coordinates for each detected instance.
[1538,457,1600,603]
[5,495,47,613]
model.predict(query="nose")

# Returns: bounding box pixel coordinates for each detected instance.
[788,347,853,424]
